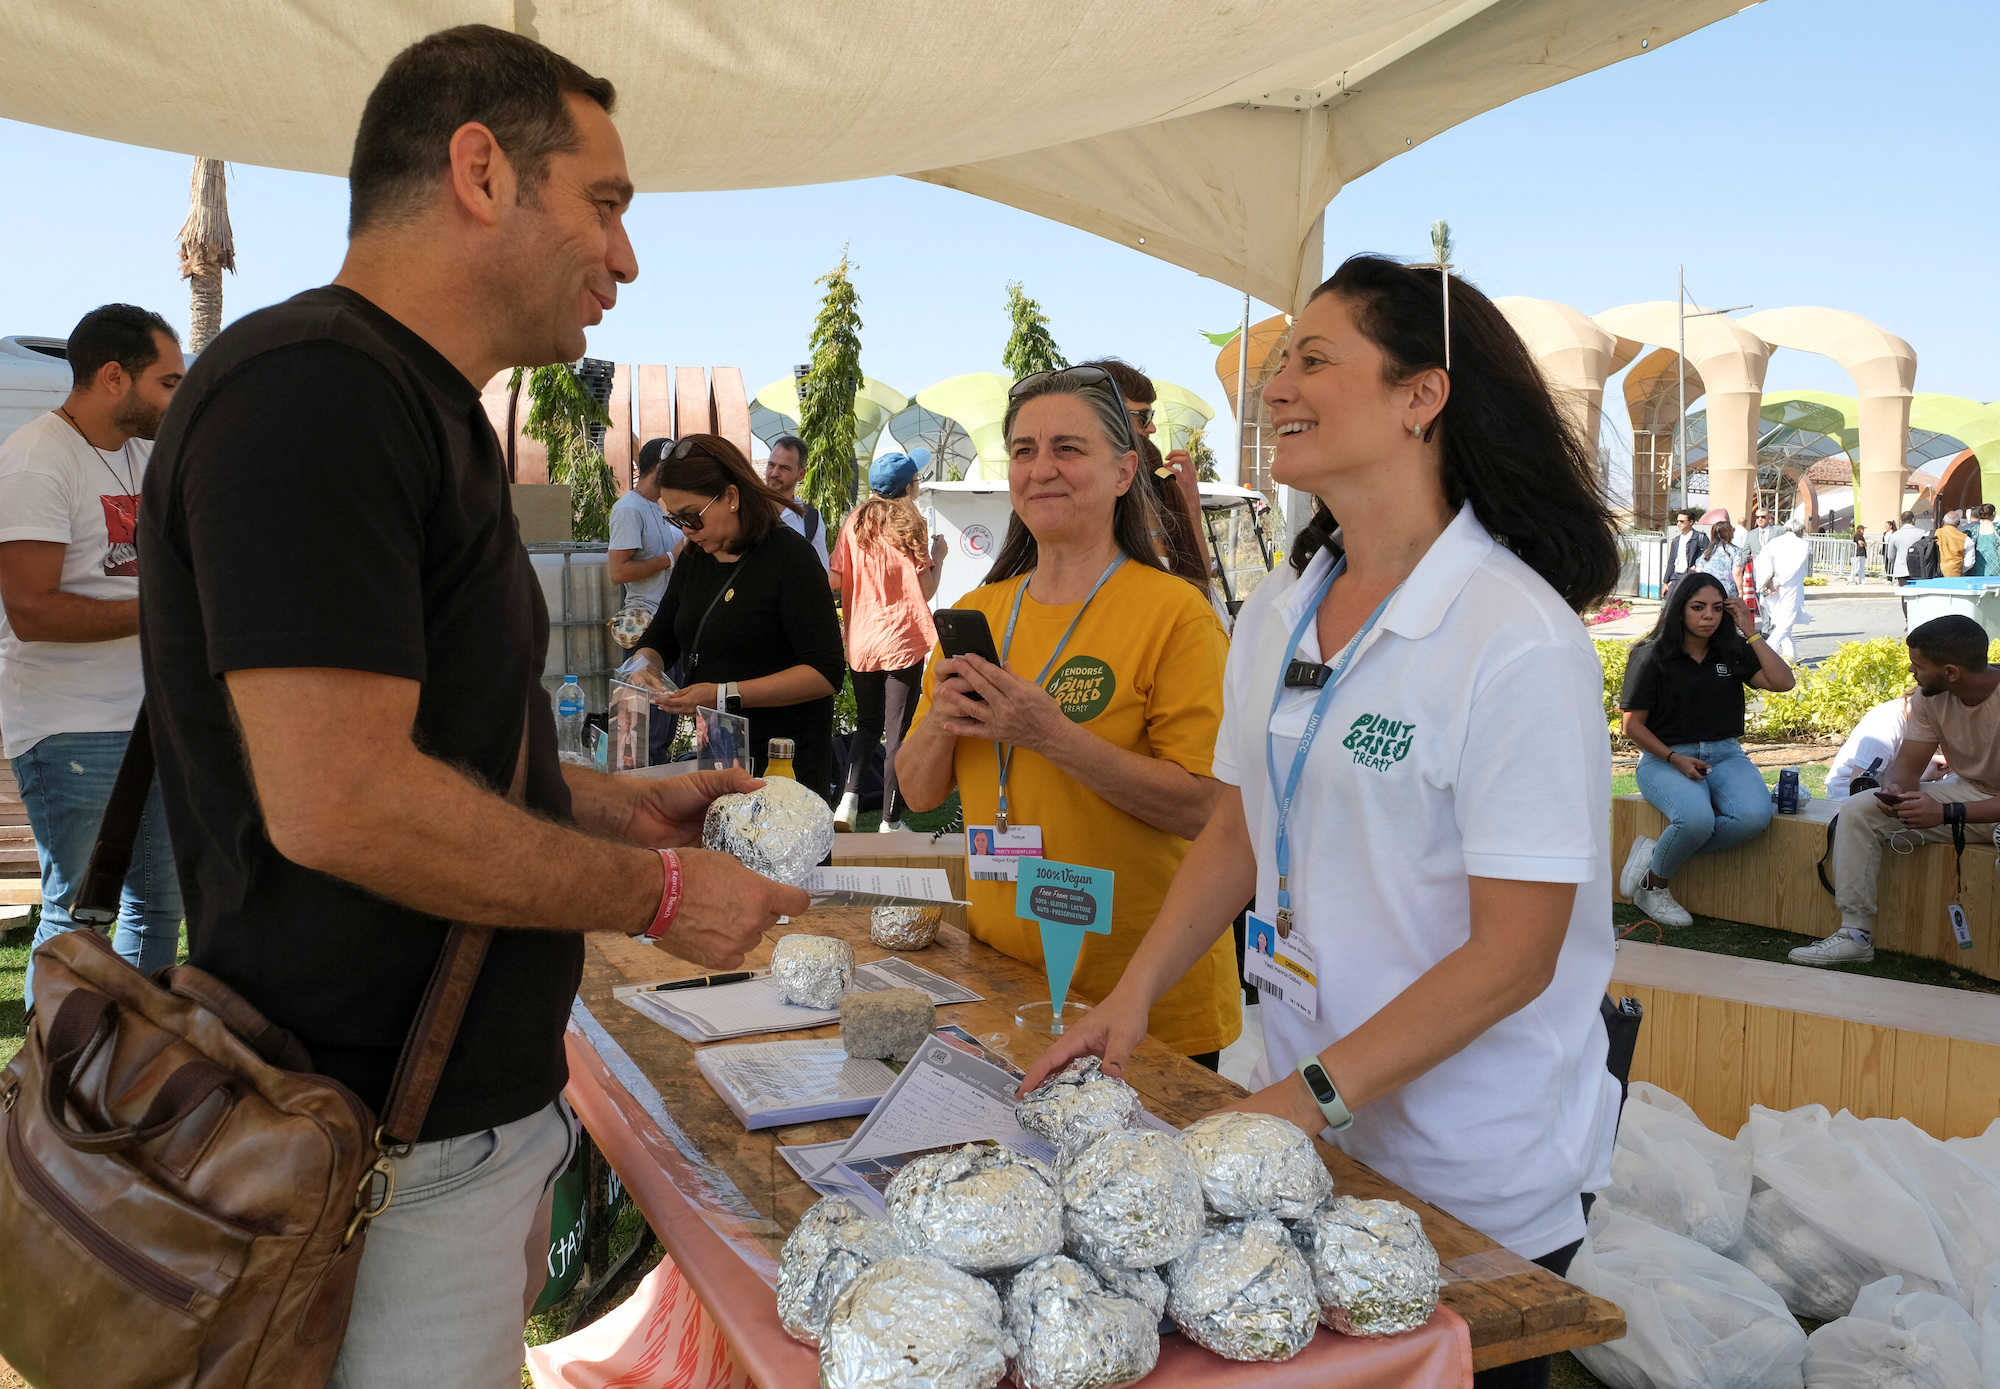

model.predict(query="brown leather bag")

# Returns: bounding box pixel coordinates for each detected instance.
[0,710,493,1388]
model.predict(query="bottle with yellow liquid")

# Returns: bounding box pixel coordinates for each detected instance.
[764,737,797,780]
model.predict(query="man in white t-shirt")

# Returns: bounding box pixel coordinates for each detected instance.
[760,434,828,569]
[607,436,683,614]
[0,304,187,1006]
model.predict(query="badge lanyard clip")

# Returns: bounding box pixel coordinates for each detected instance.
[993,556,1127,833]
[1266,558,1399,930]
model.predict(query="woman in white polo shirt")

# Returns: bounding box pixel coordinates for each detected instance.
[1025,255,1624,1389]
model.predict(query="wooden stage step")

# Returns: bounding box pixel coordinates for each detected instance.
[1613,940,1999,1141]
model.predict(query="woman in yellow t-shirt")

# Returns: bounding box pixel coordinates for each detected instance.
[897,369,1239,1063]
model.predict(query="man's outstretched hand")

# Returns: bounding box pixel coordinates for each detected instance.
[623,766,761,849]
[653,847,810,969]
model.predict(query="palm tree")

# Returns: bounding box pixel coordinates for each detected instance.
[176,158,234,353]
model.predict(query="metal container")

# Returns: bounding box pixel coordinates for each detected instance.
[528,543,619,713]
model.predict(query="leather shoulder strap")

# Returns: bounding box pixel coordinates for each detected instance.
[72,708,157,925]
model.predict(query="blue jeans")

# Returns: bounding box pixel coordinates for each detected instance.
[15,729,182,1011]
[1634,738,1773,881]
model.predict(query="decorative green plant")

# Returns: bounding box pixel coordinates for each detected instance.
[1002,281,1067,379]
[512,364,616,541]
[1187,428,1219,483]
[1595,638,1634,737]
[798,250,864,523]
[1749,637,1910,740]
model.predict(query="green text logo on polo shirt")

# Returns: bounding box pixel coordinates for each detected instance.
[1342,713,1414,771]
[1045,657,1115,722]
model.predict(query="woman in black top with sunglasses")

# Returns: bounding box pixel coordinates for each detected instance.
[626,435,846,796]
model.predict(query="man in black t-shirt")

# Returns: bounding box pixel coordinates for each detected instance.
[138,27,806,1387]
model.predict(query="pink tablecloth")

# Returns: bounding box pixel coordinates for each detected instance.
[543,1023,1473,1389]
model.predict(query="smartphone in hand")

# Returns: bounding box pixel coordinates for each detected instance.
[933,609,1001,701]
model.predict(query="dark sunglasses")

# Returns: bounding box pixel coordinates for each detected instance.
[1007,366,1139,453]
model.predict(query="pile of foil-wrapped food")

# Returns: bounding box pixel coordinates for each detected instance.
[781,1057,1442,1389]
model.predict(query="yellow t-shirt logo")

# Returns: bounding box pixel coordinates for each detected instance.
[1046,656,1116,722]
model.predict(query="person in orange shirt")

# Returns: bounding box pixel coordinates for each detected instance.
[830,450,948,831]
[897,368,1239,1064]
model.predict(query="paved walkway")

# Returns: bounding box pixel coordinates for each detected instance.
[1591,584,1910,665]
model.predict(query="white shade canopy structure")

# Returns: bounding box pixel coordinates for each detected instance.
[1594,302,1771,525]
[1737,309,1917,531]
[0,2,1741,311]
[1494,297,1640,461]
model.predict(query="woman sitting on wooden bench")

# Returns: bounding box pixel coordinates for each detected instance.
[1618,573,1795,925]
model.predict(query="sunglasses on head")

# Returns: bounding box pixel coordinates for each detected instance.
[1007,366,1139,453]
[660,438,736,531]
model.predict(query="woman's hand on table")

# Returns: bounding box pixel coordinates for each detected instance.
[931,654,1071,755]
[1015,986,1152,1095]
[622,766,762,849]
[654,847,809,969]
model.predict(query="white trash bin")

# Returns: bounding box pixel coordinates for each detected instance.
[1901,578,2000,640]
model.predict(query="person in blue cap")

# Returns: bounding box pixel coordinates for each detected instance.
[830,448,948,830]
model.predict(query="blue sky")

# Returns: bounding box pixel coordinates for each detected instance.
[1,0,1992,474]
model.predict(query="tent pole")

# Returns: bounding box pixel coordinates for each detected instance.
[1236,291,1251,492]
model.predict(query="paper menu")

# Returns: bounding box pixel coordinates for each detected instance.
[694,1039,895,1129]
[621,958,981,1043]
[804,866,968,908]
[836,1030,1041,1164]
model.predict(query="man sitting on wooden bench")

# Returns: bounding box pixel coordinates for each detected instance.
[1794,615,2000,966]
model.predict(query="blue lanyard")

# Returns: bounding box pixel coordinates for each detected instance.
[1265,557,1399,928]
[992,555,1127,831]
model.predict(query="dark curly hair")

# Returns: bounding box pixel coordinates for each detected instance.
[1287,254,1620,612]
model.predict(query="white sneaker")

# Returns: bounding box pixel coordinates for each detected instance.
[878,819,907,834]
[1788,932,1874,967]
[1619,835,1657,902]
[833,791,861,832]
[1632,881,1692,927]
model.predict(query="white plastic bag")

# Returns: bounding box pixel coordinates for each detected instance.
[1601,1083,1753,1252]
[1568,1207,1806,1389]
[1727,1187,1880,1323]
[1946,1119,2000,1186]
[1803,1275,1986,1389]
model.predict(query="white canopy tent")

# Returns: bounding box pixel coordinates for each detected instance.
[1,1,1740,310]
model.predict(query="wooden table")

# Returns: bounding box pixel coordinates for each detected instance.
[572,908,1625,1375]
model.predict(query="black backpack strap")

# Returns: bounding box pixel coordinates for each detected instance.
[804,504,821,544]
[1817,814,1839,896]
[72,706,156,925]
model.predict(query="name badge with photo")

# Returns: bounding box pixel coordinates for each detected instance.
[1243,910,1319,1020]
[967,824,1043,882]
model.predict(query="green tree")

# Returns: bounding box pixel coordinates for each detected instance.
[1187,428,1219,483]
[798,251,864,521]
[512,363,617,541]
[1002,281,1067,379]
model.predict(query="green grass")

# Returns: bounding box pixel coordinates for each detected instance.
[1613,901,1997,992]
[853,788,960,835]
[1610,761,1829,800]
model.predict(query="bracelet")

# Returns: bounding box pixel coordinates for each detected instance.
[1945,802,1967,827]
[639,849,683,942]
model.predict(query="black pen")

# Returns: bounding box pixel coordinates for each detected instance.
[642,971,758,993]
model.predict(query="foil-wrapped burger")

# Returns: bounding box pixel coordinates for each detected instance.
[1071,1244,1168,1322]
[1004,1254,1161,1389]
[701,775,834,886]
[1165,1218,1319,1362]
[1060,1129,1204,1270]
[1292,1196,1440,1337]
[776,1195,903,1347]
[869,905,943,951]
[820,1254,1015,1389]
[1015,1057,1144,1164]
[886,1144,1064,1273]
[1179,1112,1332,1220]
[770,933,854,1010]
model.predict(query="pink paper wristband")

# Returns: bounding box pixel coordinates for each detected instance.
[640,849,683,942]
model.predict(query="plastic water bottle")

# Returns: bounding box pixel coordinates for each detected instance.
[556,676,587,763]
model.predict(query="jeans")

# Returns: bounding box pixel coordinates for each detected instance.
[1633,738,1774,881]
[1849,556,1865,584]
[843,660,925,821]
[328,1099,576,1389]
[15,728,182,1012]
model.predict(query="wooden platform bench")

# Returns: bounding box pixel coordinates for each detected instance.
[1612,940,2000,1140]
[1612,793,2000,982]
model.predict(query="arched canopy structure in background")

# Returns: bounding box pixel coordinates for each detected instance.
[1621,348,1705,529]
[1494,297,1640,469]
[1737,309,1916,533]
[915,375,1013,481]
[0,2,1741,313]
[1594,302,1770,525]
[750,376,908,465]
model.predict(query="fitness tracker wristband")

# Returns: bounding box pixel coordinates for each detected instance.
[1296,1055,1354,1132]
[722,681,742,713]
[638,849,684,943]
